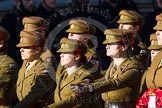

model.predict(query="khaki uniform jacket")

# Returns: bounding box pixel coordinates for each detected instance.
[135,34,149,68]
[48,66,103,108]
[141,51,162,91]
[139,69,149,98]
[0,54,18,107]
[40,48,57,72]
[84,48,102,79]
[15,59,55,108]
[92,58,145,103]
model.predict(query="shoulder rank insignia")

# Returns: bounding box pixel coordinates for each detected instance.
[9,63,17,69]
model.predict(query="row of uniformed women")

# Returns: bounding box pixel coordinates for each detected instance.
[1,9,162,108]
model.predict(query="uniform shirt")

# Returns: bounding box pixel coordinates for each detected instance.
[25,59,38,77]
[66,66,78,77]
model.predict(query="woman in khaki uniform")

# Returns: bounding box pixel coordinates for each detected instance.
[22,16,57,73]
[48,37,102,108]
[71,29,145,108]
[136,34,162,107]
[148,33,161,62]
[0,26,18,108]
[138,13,162,108]
[66,19,102,79]
[117,9,149,68]
[14,30,55,108]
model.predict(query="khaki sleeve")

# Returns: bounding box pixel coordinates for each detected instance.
[0,57,18,84]
[92,64,143,93]
[0,56,18,103]
[49,74,94,108]
[14,72,55,108]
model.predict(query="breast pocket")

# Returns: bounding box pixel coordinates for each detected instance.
[24,75,35,93]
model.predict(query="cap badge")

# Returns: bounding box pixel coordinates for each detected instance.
[24,24,28,28]
[20,38,23,43]
[61,43,65,48]
[157,21,162,25]
[70,24,75,29]
[120,15,125,20]
[151,40,155,45]
[106,35,110,40]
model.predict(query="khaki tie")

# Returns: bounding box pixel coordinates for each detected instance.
[61,70,68,83]
[109,64,117,78]
[59,70,68,88]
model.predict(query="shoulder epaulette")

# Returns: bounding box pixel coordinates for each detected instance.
[120,58,144,74]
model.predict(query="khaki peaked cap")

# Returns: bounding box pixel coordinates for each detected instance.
[103,29,134,44]
[117,10,145,27]
[153,13,162,30]
[66,19,96,35]
[16,30,45,47]
[57,38,79,53]
[0,26,9,40]
[148,33,161,50]
[23,16,49,31]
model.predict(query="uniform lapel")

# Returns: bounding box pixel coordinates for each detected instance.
[60,73,76,91]
[60,66,84,91]
[105,63,113,79]
[17,60,27,83]
[107,59,128,79]
[146,51,162,88]
[25,59,41,78]
[55,67,66,101]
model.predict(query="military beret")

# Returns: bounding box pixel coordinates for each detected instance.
[57,37,79,53]
[22,16,49,31]
[66,19,96,35]
[103,29,134,44]
[148,33,161,50]
[0,26,10,40]
[16,30,45,47]
[117,10,145,27]
[153,13,162,30]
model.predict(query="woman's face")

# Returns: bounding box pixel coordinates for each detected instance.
[156,30,162,46]
[20,47,38,62]
[60,52,77,68]
[106,42,123,58]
